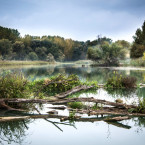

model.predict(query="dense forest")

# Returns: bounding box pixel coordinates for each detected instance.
[131,21,145,58]
[0,26,87,61]
[0,21,145,63]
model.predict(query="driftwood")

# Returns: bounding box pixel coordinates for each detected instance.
[54,85,95,99]
[51,97,137,109]
[48,106,66,110]
[0,114,132,129]
[0,114,129,122]
[0,100,24,111]
[1,97,137,109]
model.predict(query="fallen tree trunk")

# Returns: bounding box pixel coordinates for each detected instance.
[54,85,95,99]
[0,114,130,123]
[0,100,24,111]
[1,97,137,109]
[51,97,137,109]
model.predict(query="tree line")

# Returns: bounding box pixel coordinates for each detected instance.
[0,26,87,61]
[0,20,145,64]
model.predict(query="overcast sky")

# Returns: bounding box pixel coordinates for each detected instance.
[0,0,145,42]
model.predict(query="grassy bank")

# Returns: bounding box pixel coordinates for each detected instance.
[0,60,56,66]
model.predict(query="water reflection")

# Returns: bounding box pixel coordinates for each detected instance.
[0,64,145,144]
[0,116,145,145]
[0,120,30,145]
[1,64,145,83]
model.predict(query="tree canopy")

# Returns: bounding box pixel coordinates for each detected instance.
[87,40,126,66]
[131,21,145,58]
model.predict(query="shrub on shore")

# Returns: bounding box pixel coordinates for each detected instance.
[130,58,145,67]
[0,72,30,98]
[31,74,82,97]
[106,72,137,88]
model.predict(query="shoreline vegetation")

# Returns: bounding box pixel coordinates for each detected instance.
[0,60,94,66]
[0,59,145,68]
[0,20,145,67]
[0,72,145,124]
[0,60,56,66]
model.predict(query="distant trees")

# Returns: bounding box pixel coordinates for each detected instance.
[13,41,25,60]
[46,53,55,62]
[0,39,12,59]
[27,52,38,60]
[0,25,132,63]
[87,36,112,46]
[0,26,88,61]
[87,37,126,66]
[131,21,145,58]
[0,26,20,42]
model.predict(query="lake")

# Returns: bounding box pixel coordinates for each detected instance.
[0,63,145,145]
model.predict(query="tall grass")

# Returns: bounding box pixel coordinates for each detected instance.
[0,71,30,98]
[0,60,55,66]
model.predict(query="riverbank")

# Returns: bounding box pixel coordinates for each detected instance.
[0,60,56,66]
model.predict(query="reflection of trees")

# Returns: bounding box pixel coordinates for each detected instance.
[4,65,145,84]
[131,117,145,133]
[136,88,145,98]
[0,120,30,145]
[130,71,145,83]
[106,88,136,98]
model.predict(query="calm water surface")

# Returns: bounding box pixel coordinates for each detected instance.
[0,64,145,145]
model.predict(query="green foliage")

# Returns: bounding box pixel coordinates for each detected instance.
[68,111,76,123]
[131,21,145,58]
[87,36,112,46]
[33,74,81,96]
[82,80,98,87]
[106,72,137,88]
[68,102,84,109]
[115,40,131,49]
[0,71,30,98]
[0,26,20,42]
[12,41,25,60]
[27,52,38,60]
[136,98,145,113]
[0,26,88,61]
[130,58,145,67]
[46,53,55,62]
[129,98,145,113]
[131,44,145,58]
[0,39,12,59]
[0,72,97,99]
[87,42,126,66]
[91,103,103,110]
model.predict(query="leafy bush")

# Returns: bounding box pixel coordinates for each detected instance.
[130,58,145,67]
[0,72,30,98]
[121,76,137,88]
[106,72,137,88]
[33,74,81,96]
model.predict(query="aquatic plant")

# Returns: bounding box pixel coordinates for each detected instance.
[34,74,82,96]
[136,98,145,113]
[105,72,137,88]
[68,102,84,109]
